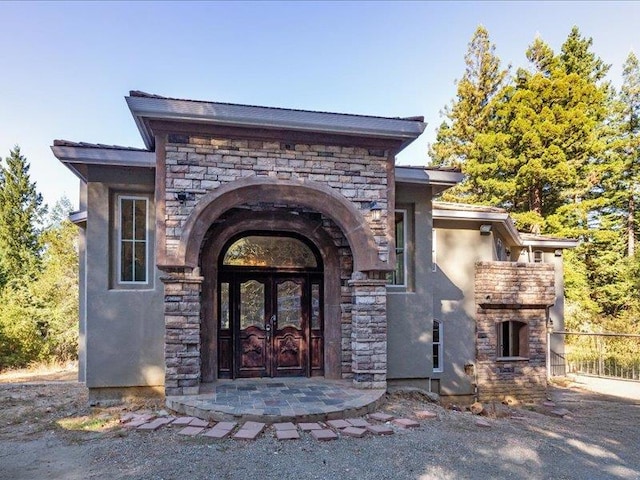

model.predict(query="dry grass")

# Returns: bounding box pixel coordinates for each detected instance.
[0,360,78,383]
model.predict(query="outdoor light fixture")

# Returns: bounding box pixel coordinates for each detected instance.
[479,224,492,235]
[368,201,382,221]
[175,191,193,204]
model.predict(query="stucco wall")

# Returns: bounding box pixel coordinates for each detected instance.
[83,166,164,391]
[386,184,435,387]
[433,222,495,396]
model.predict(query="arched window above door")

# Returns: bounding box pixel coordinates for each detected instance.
[222,235,318,269]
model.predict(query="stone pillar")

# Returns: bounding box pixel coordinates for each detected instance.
[161,267,203,396]
[348,272,388,389]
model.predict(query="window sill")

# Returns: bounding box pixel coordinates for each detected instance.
[496,356,528,362]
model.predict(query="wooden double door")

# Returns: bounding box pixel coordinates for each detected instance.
[218,273,323,378]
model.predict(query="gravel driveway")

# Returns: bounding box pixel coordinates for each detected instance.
[0,379,639,480]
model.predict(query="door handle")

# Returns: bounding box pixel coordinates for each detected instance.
[270,314,277,328]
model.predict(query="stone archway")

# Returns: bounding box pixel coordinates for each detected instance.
[172,177,388,273]
[162,178,390,396]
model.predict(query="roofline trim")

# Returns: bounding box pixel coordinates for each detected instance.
[433,208,522,246]
[126,95,426,150]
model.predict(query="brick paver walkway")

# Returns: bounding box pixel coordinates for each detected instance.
[121,410,443,442]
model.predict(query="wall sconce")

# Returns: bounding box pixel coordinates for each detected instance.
[175,191,193,204]
[368,201,382,221]
[554,249,562,257]
[479,224,492,235]
[464,363,475,376]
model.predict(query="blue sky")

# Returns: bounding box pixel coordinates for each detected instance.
[1,1,638,209]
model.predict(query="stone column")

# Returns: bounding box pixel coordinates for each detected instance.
[348,272,388,389]
[161,267,203,396]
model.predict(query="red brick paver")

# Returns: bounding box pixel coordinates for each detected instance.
[326,419,351,429]
[233,421,266,440]
[393,418,420,429]
[189,418,209,428]
[172,416,195,426]
[233,429,262,440]
[276,429,300,440]
[178,426,205,436]
[369,412,394,422]
[298,422,323,431]
[273,422,296,431]
[203,422,236,439]
[342,426,367,438]
[311,429,339,441]
[345,418,371,427]
[366,424,394,435]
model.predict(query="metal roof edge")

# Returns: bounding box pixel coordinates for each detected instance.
[522,238,580,249]
[395,166,463,187]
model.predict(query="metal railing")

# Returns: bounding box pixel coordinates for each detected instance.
[550,331,640,382]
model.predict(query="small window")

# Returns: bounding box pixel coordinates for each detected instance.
[388,210,406,285]
[497,321,528,358]
[533,250,543,263]
[496,238,504,261]
[118,196,148,284]
[433,320,443,372]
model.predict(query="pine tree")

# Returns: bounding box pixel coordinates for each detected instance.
[617,51,640,257]
[0,146,46,290]
[487,30,609,234]
[429,26,510,203]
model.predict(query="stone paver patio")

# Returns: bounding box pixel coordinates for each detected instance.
[165,378,386,422]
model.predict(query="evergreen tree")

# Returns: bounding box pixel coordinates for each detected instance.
[615,51,640,257]
[429,26,510,203]
[0,146,45,289]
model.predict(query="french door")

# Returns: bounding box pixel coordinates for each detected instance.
[218,273,323,378]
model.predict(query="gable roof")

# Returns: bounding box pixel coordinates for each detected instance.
[126,91,426,151]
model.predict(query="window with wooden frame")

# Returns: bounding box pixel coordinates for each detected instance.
[497,320,529,359]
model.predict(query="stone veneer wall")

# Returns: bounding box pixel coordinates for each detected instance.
[161,135,392,394]
[164,136,390,259]
[475,262,555,402]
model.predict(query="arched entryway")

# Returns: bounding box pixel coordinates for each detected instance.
[198,209,345,384]
[217,233,324,379]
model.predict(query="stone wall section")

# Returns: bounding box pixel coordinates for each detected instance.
[162,269,203,396]
[164,136,390,262]
[349,275,388,389]
[474,262,555,402]
[162,134,391,391]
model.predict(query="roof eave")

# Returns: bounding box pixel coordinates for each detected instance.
[395,167,463,192]
[127,96,426,151]
[522,238,580,249]
[51,145,155,181]
[433,209,521,245]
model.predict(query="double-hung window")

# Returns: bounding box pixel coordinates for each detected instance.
[118,196,148,284]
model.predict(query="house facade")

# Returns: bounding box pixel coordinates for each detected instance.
[52,92,576,404]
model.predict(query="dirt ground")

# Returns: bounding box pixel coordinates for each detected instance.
[0,368,639,480]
